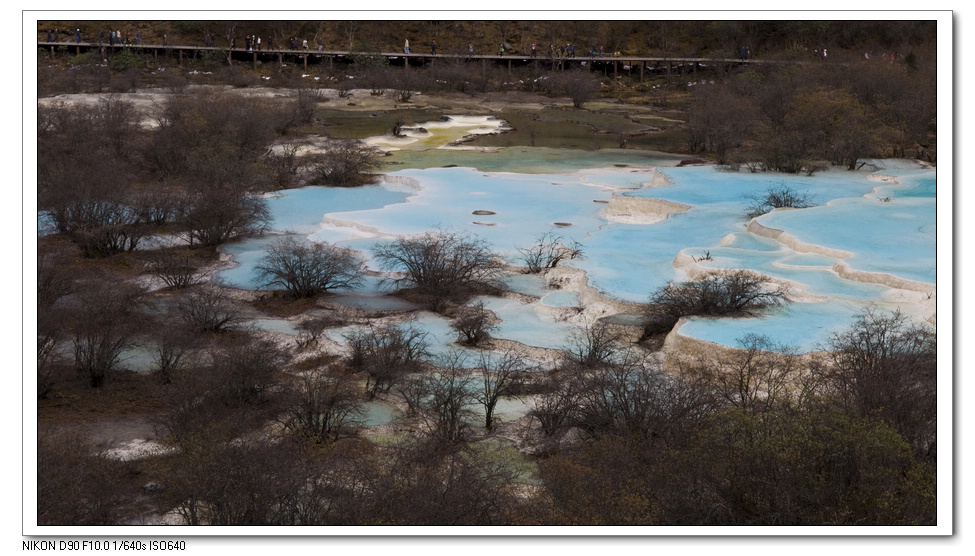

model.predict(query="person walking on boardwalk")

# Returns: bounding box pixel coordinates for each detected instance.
[75,29,81,43]
[499,43,504,56]
[431,40,436,55]
[404,39,410,53]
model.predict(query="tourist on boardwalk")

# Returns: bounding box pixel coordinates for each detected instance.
[46,29,52,42]
[431,41,436,55]
[499,43,504,56]
[469,43,474,55]
[531,43,537,57]
[75,29,81,43]
[404,39,410,53]
[317,38,323,52]
[109,30,115,46]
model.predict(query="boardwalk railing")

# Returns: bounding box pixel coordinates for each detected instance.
[38,40,787,79]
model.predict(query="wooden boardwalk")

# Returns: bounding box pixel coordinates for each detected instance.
[38,40,780,78]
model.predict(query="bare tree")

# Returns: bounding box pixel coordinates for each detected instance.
[66,280,147,387]
[530,373,581,438]
[450,300,497,347]
[559,70,601,109]
[175,284,242,333]
[39,142,147,256]
[516,230,583,273]
[815,308,937,460]
[475,350,531,430]
[279,367,365,443]
[257,237,366,299]
[418,352,477,444]
[131,186,187,227]
[181,187,270,247]
[37,428,132,525]
[643,270,789,339]
[346,321,430,398]
[341,21,359,50]
[275,87,327,136]
[37,306,65,399]
[37,245,75,308]
[679,334,801,415]
[562,320,625,369]
[294,313,341,350]
[265,139,307,187]
[210,332,287,405]
[393,69,425,103]
[745,185,816,219]
[151,325,200,384]
[375,230,505,312]
[146,248,203,289]
[95,94,141,159]
[308,139,383,187]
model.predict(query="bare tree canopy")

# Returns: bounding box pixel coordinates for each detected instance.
[257,236,365,299]
[374,230,504,311]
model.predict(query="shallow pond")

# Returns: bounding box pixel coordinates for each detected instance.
[216,116,936,353]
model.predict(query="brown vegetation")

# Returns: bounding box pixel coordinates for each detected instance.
[34,19,938,527]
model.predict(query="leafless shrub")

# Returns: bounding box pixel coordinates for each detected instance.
[530,373,581,438]
[345,321,430,398]
[517,230,583,273]
[279,367,365,443]
[175,284,242,333]
[450,300,497,347]
[745,185,816,219]
[65,280,148,387]
[814,308,937,460]
[294,313,341,350]
[643,270,789,339]
[209,332,287,405]
[675,334,802,415]
[375,230,505,312]
[37,428,132,525]
[181,188,270,247]
[275,87,327,135]
[417,352,477,444]
[474,350,532,430]
[256,236,366,299]
[146,248,202,289]
[152,326,201,384]
[562,320,626,369]
[308,139,382,187]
